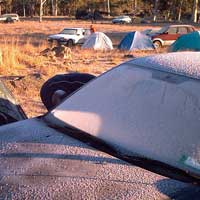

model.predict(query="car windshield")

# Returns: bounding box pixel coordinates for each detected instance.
[120,16,128,18]
[156,26,169,33]
[60,29,78,35]
[45,54,200,184]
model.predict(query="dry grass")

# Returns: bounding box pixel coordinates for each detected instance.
[0,19,173,117]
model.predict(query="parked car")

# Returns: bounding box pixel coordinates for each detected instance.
[112,15,132,24]
[150,25,196,48]
[47,28,91,47]
[0,13,19,22]
[0,52,200,199]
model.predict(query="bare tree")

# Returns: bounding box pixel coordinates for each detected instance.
[177,0,183,21]
[0,0,3,16]
[153,0,159,22]
[107,0,110,16]
[40,0,47,22]
[51,0,54,15]
[134,0,137,11]
[54,0,58,16]
[191,0,198,22]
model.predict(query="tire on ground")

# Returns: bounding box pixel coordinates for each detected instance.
[66,39,74,47]
[153,40,162,49]
[40,73,96,110]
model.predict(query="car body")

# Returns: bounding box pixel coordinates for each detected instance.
[150,25,196,48]
[47,28,91,46]
[0,52,200,199]
[0,13,19,22]
[0,78,26,125]
[112,15,132,24]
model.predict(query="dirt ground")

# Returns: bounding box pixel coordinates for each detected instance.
[0,19,195,118]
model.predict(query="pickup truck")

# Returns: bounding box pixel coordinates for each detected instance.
[47,28,91,47]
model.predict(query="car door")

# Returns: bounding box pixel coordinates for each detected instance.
[162,27,178,45]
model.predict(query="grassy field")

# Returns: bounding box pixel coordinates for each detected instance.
[0,19,192,117]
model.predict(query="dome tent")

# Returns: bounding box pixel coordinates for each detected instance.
[118,31,155,51]
[169,31,200,52]
[82,32,113,50]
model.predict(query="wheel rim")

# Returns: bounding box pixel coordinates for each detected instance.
[154,41,161,49]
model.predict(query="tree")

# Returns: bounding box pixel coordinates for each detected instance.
[107,0,110,16]
[0,0,3,15]
[153,0,159,21]
[178,0,184,21]
[191,0,198,22]
[40,0,47,22]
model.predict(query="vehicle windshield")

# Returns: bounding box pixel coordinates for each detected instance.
[118,16,128,18]
[45,56,200,184]
[156,26,169,33]
[60,29,78,35]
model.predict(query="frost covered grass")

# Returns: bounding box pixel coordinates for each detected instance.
[0,19,175,117]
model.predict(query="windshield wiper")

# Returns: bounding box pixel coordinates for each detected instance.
[45,120,200,185]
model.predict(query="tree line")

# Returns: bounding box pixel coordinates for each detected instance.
[0,0,199,23]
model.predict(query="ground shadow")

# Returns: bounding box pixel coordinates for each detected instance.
[155,179,200,199]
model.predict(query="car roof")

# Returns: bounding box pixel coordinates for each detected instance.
[117,15,130,18]
[129,52,200,80]
[63,28,84,30]
[167,24,194,28]
[2,13,18,16]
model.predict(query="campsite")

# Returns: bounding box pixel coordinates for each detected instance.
[0,20,168,118]
[1,9,200,199]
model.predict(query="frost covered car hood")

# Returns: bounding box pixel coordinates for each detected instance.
[0,118,198,199]
[45,52,200,184]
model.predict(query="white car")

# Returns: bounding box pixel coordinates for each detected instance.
[47,28,91,46]
[0,52,200,199]
[112,15,132,24]
[0,13,19,22]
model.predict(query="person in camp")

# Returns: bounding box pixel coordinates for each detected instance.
[90,25,96,33]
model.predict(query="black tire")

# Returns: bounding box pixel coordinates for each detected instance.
[5,17,14,23]
[66,39,74,47]
[153,40,162,49]
[40,73,96,110]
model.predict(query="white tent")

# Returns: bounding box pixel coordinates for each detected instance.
[82,32,113,50]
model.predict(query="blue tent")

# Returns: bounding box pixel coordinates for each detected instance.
[169,31,200,52]
[118,31,155,51]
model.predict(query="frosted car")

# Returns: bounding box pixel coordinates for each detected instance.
[112,15,132,24]
[0,52,200,199]
[47,28,91,47]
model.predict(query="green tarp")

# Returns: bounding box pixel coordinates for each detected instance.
[169,31,200,52]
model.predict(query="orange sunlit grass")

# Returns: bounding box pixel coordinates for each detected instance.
[0,19,182,117]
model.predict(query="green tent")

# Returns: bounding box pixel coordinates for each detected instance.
[169,31,200,52]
